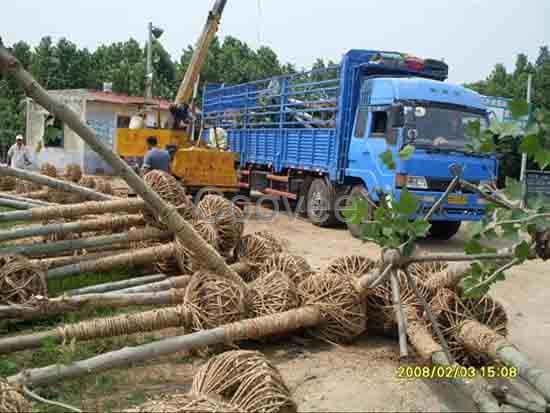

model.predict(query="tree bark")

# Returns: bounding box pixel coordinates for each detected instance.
[0,198,147,223]
[0,165,113,201]
[0,191,54,207]
[6,307,321,388]
[36,248,131,269]
[65,273,168,296]
[0,43,243,288]
[0,227,171,257]
[0,290,174,322]
[0,197,43,210]
[115,275,191,294]
[0,214,145,243]
[457,319,550,403]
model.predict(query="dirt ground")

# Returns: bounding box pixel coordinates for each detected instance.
[239,203,550,412]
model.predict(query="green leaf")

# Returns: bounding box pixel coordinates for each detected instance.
[509,98,529,119]
[489,120,521,138]
[534,151,550,170]
[514,240,531,261]
[411,219,431,238]
[465,239,484,255]
[342,198,368,225]
[361,222,381,241]
[484,228,498,241]
[399,145,415,160]
[379,150,396,170]
[503,177,523,201]
[382,227,394,237]
[468,221,485,238]
[402,239,415,257]
[519,134,542,155]
[392,189,419,216]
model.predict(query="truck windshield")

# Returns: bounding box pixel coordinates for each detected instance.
[410,105,488,152]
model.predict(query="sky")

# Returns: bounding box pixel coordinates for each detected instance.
[2,0,549,85]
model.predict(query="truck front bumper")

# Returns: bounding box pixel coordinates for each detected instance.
[396,189,487,222]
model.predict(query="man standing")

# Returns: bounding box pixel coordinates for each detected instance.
[7,135,32,169]
[142,136,171,174]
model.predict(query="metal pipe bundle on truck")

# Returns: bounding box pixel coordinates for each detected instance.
[202,50,497,240]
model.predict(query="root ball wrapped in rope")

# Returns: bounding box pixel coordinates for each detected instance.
[197,195,244,255]
[326,255,377,278]
[94,179,113,195]
[249,271,299,317]
[298,272,366,343]
[127,393,239,413]
[143,170,194,226]
[0,380,31,413]
[429,289,508,366]
[0,254,47,305]
[175,220,219,274]
[40,162,57,178]
[15,179,41,194]
[260,253,314,285]
[0,176,16,191]
[234,233,285,281]
[191,350,297,413]
[64,164,82,183]
[78,175,96,189]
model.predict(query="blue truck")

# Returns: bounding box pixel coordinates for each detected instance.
[202,50,497,240]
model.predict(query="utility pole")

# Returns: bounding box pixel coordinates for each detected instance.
[145,22,154,101]
[520,74,533,208]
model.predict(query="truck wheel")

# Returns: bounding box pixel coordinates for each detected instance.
[307,178,338,227]
[428,221,461,240]
[346,185,373,239]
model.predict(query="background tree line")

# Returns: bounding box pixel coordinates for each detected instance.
[0,35,549,158]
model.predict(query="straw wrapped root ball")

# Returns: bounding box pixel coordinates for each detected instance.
[0,176,16,191]
[15,179,41,194]
[78,175,96,189]
[298,272,366,343]
[183,271,248,332]
[0,254,47,305]
[260,253,314,285]
[430,289,508,366]
[234,233,285,281]
[192,350,297,413]
[143,170,194,225]
[0,380,31,413]
[40,162,58,178]
[64,163,83,182]
[94,179,113,195]
[197,195,244,255]
[41,219,81,243]
[249,271,299,317]
[127,394,239,413]
[326,255,377,278]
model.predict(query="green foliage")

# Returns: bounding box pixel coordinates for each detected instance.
[379,150,396,170]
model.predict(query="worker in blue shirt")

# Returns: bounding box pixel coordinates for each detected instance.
[142,136,171,174]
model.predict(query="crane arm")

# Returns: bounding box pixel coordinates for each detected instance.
[174,0,228,105]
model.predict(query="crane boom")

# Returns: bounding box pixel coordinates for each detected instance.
[174,0,228,105]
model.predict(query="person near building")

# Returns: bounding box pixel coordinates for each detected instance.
[7,135,32,169]
[142,136,171,174]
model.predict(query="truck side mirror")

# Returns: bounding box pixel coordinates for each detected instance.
[389,104,405,128]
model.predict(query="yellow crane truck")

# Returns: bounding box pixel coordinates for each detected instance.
[116,0,239,194]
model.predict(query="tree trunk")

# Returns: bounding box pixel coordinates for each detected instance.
[65,273,168,296]
[0,227,171,257]
[6,307,321,388]
[0,191,54,207]
[406,318,501,413]
[46,243,177,280]
[0,43,243,288]
[0,197,43,210]
[0,290,174,322]
[36,249,131,270]
[0,165,113,201]
[457,319,550,402]
[423,262,472,292]
[0,214,145,243]
[115,275,191,294]
[16,189,50,201]
[0,198,147,223]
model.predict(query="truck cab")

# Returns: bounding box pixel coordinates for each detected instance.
[346,62,496,239]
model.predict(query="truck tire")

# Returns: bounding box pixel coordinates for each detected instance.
[346,185,373,239]
[428,221,461,240]
[307,178,339,227]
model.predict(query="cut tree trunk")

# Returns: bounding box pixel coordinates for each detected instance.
[0,43,243,288]
[0,290,175,322]
[115,275,191,294]
[0,197,44,210]
[0,198,147,223]
[36,249,131,270]
[0,227,171,257]
[457,319,550,402]
[0,191,54,207]
[65,273,168,296]
[0,214,145,243]
[17,189,50,201]
[0,165,113,201]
